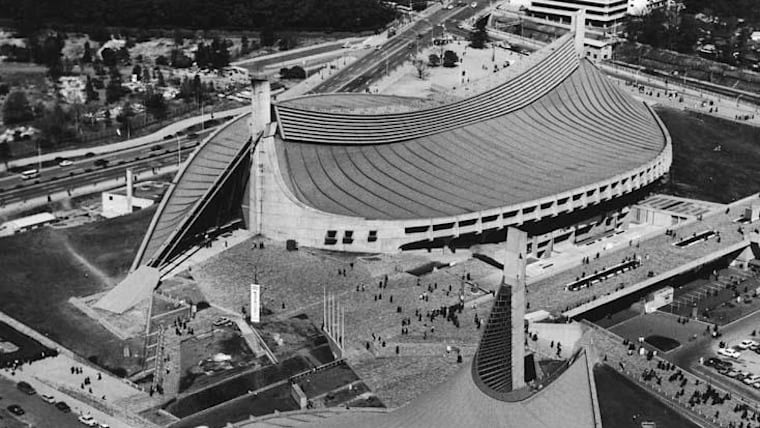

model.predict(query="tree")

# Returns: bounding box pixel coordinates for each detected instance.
[241,36,250,54]
[101,48,117,67]
[469,15,489,49]
[155,55,169,66]
[428,53,441,67]
[143,86,167,120]
[170,49,193,68]
[142,67,152,83]
[413,57,428,79]
[36,33,65,78]
[674,15,698,53]
[279,34,298,51]
[210,38,230,69]
[156,69,166,87]
[82,41,93,64]
[85,76,99,103]
[35,104,74,148]
[443,50,459,67]
[0,142,10,167]
[132,64,142,80]
[260,26,276,47]
[116,102,134,135]
[2,90,34,125]
[280,66,306,79]
[106,69,125,104]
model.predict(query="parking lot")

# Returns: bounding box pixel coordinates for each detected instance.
[0,376,85,428]
[694,311,760,399]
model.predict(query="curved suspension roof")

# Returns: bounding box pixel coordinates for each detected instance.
[272,36,668,221]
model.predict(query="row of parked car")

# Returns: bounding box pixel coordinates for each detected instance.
[706,339,760,388]
[10,381,110,427]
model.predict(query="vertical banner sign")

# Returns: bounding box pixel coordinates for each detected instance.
[250,284,261,323]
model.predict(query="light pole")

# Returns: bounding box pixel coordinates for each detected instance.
[176,135,181,168]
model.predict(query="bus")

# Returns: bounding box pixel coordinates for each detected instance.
[20,169,40,180]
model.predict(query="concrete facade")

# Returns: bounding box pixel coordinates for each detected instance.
[252,110,671,254]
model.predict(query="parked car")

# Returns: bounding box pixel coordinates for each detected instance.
[739,339,758,349]
[743,374,760,385]
[78,414,99,426]
[55,401,71,413]
[16,381,36,395]
[7,404,24,415]
[40,393,56,404]
[718,348,741,359]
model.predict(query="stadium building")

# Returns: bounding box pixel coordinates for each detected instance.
[128,14,671,273]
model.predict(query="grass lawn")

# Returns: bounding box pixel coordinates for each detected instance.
[0,207,154,375]
[595,364,701,428]
[656,107,760,204]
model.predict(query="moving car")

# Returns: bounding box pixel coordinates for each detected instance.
[40,393,56,404]
[7,404,25,415]
[58,159,73,167]
[19,169,39,180]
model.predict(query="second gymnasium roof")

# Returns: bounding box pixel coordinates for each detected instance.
[271,34,669,221]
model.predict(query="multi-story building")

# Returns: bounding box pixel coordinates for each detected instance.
[527,0,628,30]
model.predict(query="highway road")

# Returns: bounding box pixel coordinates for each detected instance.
[0,147,193,206]
[311,4,487,94]
[236,41,348,72]
[0,128,214,194]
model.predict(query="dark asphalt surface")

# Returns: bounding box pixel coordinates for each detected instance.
[0,376,83,428]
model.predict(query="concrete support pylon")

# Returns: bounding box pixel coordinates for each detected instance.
[504,227,527,391]
[571,9,586,58]
[249,77,271,235]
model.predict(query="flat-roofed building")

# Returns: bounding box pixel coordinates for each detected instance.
[528,0,628,30]
[0,212,57,237]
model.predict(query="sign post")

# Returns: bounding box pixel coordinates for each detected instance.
[250,284,261,323]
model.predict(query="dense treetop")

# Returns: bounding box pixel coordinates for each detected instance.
[682,0,760,22]
[0,0,396,33]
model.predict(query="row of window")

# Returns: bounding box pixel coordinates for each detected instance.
[324,229,378,245]
[403,173,649,235]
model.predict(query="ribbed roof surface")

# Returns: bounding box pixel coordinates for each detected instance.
[133,114,251,268]
[294,352,596,428]
[275,58,666,220]
[275,35,578,145]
